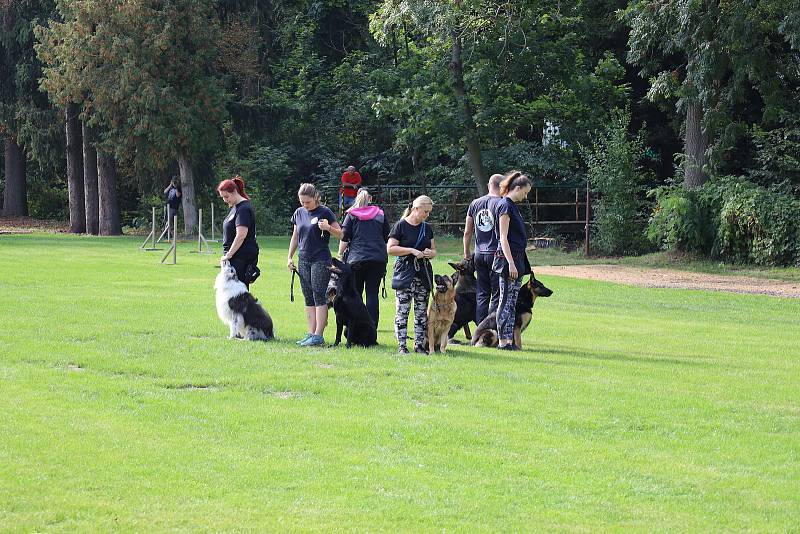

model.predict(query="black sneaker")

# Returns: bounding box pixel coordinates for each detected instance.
[398,346,409,355]
[498,344,516,351]
[414,345,429,355]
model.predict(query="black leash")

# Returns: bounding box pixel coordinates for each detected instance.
[290,268,297,302]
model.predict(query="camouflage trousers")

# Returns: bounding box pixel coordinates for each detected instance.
[394,277,430,350]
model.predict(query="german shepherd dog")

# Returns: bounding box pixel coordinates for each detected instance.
[427,273,458,354]
[471,274,552,349]
[328,258,378,348]
[447,255,477,342]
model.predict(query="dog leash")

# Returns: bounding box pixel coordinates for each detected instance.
[413,256,435,300]
[290,268,297,302]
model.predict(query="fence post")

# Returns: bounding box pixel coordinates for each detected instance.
[584,181,590,257]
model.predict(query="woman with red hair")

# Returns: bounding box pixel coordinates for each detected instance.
[218,176,259,287]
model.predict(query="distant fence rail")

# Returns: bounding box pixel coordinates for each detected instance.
[320,182,591,248]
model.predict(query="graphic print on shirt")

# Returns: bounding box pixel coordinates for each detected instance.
[476,208,495,233]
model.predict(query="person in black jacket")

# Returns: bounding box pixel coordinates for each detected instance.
[337,188,390,327]
[164,177,181,227]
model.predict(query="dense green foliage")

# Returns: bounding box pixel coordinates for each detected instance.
[582,107,649,255]
[648,177,800,266]
[1,0,799,262]
[1,234,799,529]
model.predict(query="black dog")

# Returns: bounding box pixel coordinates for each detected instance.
[471,274,553,349]
[447,255,477,342]
[328,258,378,348]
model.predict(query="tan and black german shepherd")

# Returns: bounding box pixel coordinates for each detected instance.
[427,273,458,354]
[471,274,553,349]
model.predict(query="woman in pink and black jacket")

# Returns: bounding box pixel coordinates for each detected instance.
[337,188,391,327]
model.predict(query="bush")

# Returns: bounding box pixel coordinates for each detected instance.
[647,186,713,253]
[647,177,800,266]
[581,108,650,255]
[711,177,800,266]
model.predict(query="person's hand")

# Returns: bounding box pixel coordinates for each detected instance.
[411,249,424,259]
[422,248,435,259]
[318,219,331,232]
[508,263,519,280]
[220,255,230,263]
[287,258,296,272]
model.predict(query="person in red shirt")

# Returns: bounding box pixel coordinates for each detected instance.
[340,165,362,211]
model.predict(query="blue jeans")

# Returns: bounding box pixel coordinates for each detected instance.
[340,194,355,210]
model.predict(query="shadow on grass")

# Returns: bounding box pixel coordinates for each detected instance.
[449,344,715,368]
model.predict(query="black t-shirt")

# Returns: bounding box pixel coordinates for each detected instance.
[495,198,527,251]
[222,200,258,258]
[167,188,181,209]
[389,219,433,251]
[467,194,502,254]
[291,205,337,262]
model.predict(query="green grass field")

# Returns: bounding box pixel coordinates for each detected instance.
[1,234,798,531]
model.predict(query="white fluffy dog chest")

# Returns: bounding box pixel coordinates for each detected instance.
[215,271,247,324]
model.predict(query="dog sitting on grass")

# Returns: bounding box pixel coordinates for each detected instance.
[427,273,458,354]
[328,258,378,348]
[215,260,274,341]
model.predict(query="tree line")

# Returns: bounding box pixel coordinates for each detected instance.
[1,0,799,261]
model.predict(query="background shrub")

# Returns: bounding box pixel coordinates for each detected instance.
[582,108,650,255]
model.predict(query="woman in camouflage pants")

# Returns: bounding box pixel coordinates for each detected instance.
[387,196,436,354]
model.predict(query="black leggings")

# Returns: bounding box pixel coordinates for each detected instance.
[352,260,386,327]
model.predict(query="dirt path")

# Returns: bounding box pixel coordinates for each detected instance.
[536,264,800,298]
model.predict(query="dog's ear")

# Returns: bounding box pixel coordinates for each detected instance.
[328,264,342,274]
[447,261,460,271]
[451,273,458,286]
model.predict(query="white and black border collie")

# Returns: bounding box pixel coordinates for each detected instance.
[215,260,274,341]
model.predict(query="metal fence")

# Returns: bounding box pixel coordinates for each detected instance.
[321,181,590,249]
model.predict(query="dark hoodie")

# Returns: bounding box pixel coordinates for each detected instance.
[341,205,390,264]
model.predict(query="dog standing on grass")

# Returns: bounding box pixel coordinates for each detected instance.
[471,274,552,349]
[215,260,274,340]
[447,255,477,342]
[427,273,458,354]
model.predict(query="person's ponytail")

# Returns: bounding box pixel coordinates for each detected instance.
[499,170,530,196]
[217,175,249,200]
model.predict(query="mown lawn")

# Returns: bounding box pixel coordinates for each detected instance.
[0,233,798,532]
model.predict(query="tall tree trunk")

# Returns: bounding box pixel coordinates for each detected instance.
[449,32,487,195]
[177,148,198,235]
[683,100,709,189]
[97,152,121,235]
[65,103,85,233]
[82,122,99,234]
[3,138,27,216]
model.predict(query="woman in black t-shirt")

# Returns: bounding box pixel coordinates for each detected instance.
[218,176,259,288]
[493,171,532,351]
[287,183,342,347]
[387,195,436,354]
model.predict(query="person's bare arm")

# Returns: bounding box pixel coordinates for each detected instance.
[462,216,474,257]
[498,214,517,279]
[287,226,299,270]
[387,237,423,258]
[222,226,248,261]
